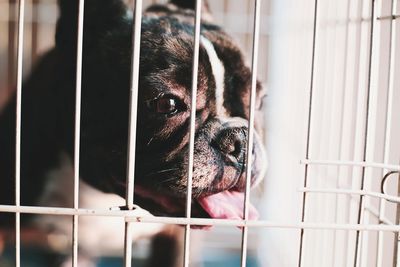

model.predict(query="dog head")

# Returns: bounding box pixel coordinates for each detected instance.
[57,0,267,220]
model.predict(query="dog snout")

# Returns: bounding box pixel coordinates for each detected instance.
[214,127,247,161]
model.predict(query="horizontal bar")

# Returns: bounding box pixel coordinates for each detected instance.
[0,205,135,216]
[301,159,400,171]
[377,15,400,20]
[299,187,400,203]
[131,217,400,232]
[365,206,395,226]
[1,205,400,232]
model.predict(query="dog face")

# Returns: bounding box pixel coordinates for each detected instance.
[0,0,266,222]
[56,1,268,219]
[79,3,267,219]
[132,13,267,218]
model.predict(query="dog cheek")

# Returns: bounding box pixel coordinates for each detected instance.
[192,150,220,190]
[181,139,221,195]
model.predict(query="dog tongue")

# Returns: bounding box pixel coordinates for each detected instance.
[198,191,259,220]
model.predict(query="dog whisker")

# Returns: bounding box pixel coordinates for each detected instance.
[147,137,154,146]
[155,168,179,174]
[145,168,180,177]
[158,176,180,185]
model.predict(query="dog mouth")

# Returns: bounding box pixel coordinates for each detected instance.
[197,163,259,222]
[130,128,266,228]
[197,190,259,220]
[134,185,259,228]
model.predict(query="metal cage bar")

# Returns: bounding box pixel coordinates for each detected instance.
[8,0,17,98]
[183,1,202,266]
[72,0,85,265]
[31,0,39,61]
[1,203,400,231]
[377,0,396,264]
[298,0,318,265]
[389,0,400,264]
[14,0,25,266]
[124,0,143,266]
[240,0,261,266]
[299,188,400,204]
[354,0,376,264]
[301,159,400,171]
[394,171,400,266]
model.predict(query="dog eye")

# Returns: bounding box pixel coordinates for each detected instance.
[156,98,177,114]
[146,96,181,116]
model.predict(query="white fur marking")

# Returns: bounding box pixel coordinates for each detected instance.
[200,36,227,116]
[35,154,163,255]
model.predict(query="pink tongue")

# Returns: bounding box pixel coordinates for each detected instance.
[198,191,259,220]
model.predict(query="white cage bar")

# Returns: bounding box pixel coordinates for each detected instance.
[14,0,25,266]
[240,0,261,266]
[1,204,400,231]
[72,0,85,265]
[183,0,202,266]
[2,0,400,266]
[297,0,318,264]
[124,0,143,266]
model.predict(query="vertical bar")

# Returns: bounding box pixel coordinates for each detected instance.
[183,0,202,266]
[322,0,349,263]
[240,0,261,266]
[393,171,400,266]
[124,222,133,267]
[8,0,16,95]
[72,0,85,266]
[354,0,376,265]
[245,0,252,51]
[377,0,395,265]
[15,0,25,266]
[125,0,142,210]
[334,1,358,264]
[337,0,364,264]
[346,0,372,264]
[31,0,39,61]
[392,1,400,265]
[124,0,143,266]
[297,0,318,265]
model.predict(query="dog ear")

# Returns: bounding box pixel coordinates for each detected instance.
[169,0,213,21]
[56,0,129,49]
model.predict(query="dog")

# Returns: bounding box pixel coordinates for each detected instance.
[0,0,267,264]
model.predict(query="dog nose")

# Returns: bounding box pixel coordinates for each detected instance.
[215,127,247,160]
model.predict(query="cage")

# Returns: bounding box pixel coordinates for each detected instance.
[0,0,399,266]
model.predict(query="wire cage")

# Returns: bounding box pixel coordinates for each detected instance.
[0,0,399,266]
